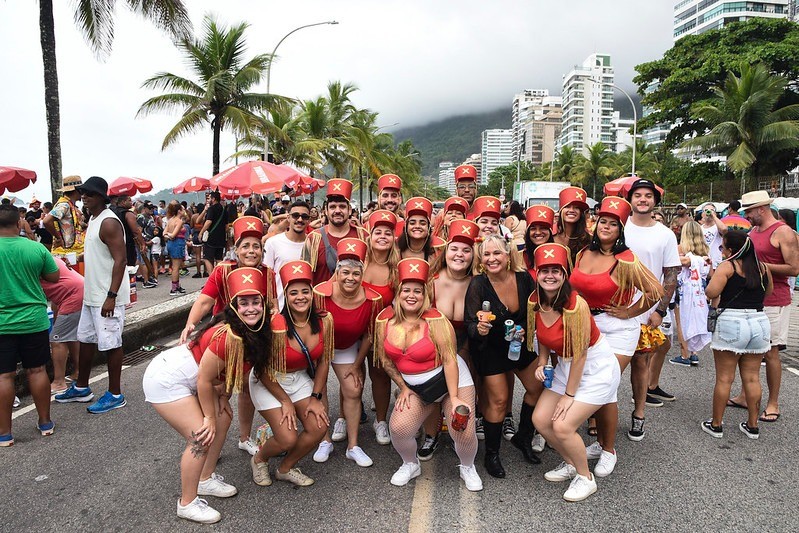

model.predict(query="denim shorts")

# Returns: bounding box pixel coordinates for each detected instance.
[711,309,771,355]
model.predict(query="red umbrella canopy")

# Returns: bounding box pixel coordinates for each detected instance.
[108,177,153,196]
[603,174,664,199]
[173,177,210,194]
[210,161,304,196]
[0,166,37,194]
[292,175,325,195]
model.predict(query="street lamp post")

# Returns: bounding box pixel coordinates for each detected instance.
[592,77,637,175]
[263,21,338,162]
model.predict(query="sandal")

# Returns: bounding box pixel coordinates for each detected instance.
[759,411,780,423]
[587,417,598,437]
[726,399,747,410]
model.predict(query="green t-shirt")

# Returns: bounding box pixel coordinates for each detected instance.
[0,236,59,335]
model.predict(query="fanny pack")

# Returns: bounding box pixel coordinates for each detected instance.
[408,369,448,404]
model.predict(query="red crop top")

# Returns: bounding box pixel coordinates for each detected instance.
[363,281,395,308]
[190,324,253,377]
[285,331,324,371]
[535,313,601,357]
[324,297,374,349]
[570,260,633,309]
[383,322,438,374]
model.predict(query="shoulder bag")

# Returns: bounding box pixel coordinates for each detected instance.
[707,287,745,333]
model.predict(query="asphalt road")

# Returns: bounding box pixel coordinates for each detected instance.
[3,332,798,532]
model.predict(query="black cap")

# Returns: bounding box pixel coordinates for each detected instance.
[76,176,110,202]
[626,178,661,204]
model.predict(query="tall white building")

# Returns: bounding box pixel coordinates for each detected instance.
[480,129,514,184]
[512,90,562,166]
[673,0,791,40]
[559,53,615,154]
[611,111,635,154]
[438,162,455,194]
[462,153,482,181]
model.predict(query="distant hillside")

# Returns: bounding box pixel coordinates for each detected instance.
[394,94,641,178]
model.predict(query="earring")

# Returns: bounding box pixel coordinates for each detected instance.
[506,261,511,271]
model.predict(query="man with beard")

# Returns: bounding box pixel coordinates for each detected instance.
[303,179,368,286]
[264,200,311,309]
[623,179,680,441]
[377,173,404,233]
[455,165,478,218]
[670,203,691,241]
[728,191,799,423]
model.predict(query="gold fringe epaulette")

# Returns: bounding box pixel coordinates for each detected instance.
[612,250,664,307]
[303,232,322,271]
[527,291,590,361]
[424,309,456,366]
[372,307,392,368]
[320,311,335,365]
[266,314,288,380]
[265,268,277,310]
[211,325,246,394]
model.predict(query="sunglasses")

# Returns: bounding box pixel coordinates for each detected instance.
[290,213,310,220]
[456,184,477,191]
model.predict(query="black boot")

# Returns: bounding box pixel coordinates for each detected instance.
[510,402,541,464]
[483,421,506,478]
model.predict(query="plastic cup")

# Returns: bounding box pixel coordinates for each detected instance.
[66,252,77,265]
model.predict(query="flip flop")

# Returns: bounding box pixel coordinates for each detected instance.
[726,399,747,410]
[759,411,780,423]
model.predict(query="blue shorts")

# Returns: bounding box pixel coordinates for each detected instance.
[711,309,771,355]
[165,238,186,260]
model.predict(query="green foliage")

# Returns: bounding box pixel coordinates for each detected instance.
[479,162,543,198]
[635,18,799,148]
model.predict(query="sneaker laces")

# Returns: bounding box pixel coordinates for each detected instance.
[397,462,419,476]
[195,498,210,509]
[421,435,436,449]
[458,464,478,479]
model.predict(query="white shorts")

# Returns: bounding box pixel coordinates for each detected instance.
[249,368,314,411]
[77,304,125,351]
[593,312,640,357]
[142,345,199,404]
[333,341,360,365]
[550,336,621,405]
[764,306,789,346]
[401,356,475,390]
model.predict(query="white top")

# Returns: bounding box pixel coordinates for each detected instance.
[83,208,131,306]
[263,232,306,309]
[702,223,723,268]
[624,219,680,323]
[151,236,162,255]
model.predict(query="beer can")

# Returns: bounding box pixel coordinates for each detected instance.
[504,319,515,341]
[543,365,554,389]
[450,404,470,432]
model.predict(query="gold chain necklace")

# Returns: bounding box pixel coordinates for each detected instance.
[289,309,310,329]
[408,239,426,253]
[371,252,390,265]
[599,247,614,256]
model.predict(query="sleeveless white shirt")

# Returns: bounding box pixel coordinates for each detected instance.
[83,208,131,306]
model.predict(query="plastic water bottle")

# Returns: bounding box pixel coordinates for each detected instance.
[507,325,522,361]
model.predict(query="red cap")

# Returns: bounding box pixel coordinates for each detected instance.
[448,219,479,247]
[472,196,501,220]
[225,266,266,299]
[559,187,589,211]
[525,205,555,229]
[278,260,313,289]
[326,178,353,201]
[368,210,398,232]
[397,258,429,284]
[336,238,367,262]
[443,196,469,214]
[596,197,631,225]
[534,243,571,271]
[233,215,264,242]
[455,165,477,182]
[405,197,433,219]
[377,174,402,192]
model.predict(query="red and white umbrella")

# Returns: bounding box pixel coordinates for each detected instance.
[0,166,37,195]
[172,177,210,194]
[603,174,663,198]
[292,174,325,195]
[210,161,304,197]
[108,176,153,196]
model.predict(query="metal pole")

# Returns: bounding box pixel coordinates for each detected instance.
[264,21,338,161]
[611,84,637,176]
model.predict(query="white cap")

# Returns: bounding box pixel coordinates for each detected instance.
[281,194,290,202]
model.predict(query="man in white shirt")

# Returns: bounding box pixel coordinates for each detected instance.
[623,179,681,442]
[263,200,309,309]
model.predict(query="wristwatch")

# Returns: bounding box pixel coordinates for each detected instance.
[310,392,323,401]
[655,308,667,317]
[107,290,118,299]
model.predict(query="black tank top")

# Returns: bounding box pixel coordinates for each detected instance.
[719,267,766,310]
[110,205,137,267]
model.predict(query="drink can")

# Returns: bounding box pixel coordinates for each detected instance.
[543,365,554,388]
[450,404,470,432]
[504,320,515,341]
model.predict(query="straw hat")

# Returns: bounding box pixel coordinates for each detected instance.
[58,175,83,192]
[740,190,773,210]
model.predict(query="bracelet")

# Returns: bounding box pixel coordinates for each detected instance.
[203,416,215,421]
[564,392,575,398]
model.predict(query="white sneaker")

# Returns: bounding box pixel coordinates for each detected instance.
[331,418,347,442]
[563,473,598,502]
[390,461,421,486]
[237,438,258,456]
[275,467,314,486]
[176,497,221,524]
[594,450,617,478]
[585,441,603,460]
[313,441,334,463]
[544,461,577,482]
[373,420,390,445]
[250,456,272,486]
[458,464,483,492]
[531,432,546,453]
[13,396,21,408]
[197,473,238,498]
[345,446,374,467]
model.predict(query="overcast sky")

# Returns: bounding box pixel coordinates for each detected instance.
[0,0,674,201]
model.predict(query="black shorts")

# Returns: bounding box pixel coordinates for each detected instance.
[203,244,224,261]
[0,330,51,374]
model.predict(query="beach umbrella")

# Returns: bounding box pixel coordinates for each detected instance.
[292,174,325,195]
[0,166,37,194]
[108,176,153,196]
[603,174,664,199]
[210,161,303,197]
[172,177,210,194]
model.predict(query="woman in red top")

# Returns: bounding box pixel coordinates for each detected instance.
[375,258,482,491]
[528,244,620,502]
[522,204,555,278]
[554,187,592,264]
[399,197,445,261]
[569,197,663,477]
[313,238,383,467]
[362,210,400,446]
[142,267,270,524]
[432,196,468,241]
[249,260,333,488]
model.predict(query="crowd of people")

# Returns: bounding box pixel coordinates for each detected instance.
[1,168,798,523]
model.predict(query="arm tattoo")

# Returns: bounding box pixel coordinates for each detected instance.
[658,266,679,312]
[189,431,207,458]
[380,357,406,388]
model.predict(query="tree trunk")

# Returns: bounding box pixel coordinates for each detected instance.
[39,0,62,201]
[212,115,221,175]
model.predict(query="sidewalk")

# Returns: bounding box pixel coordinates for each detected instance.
[783,291,799,365]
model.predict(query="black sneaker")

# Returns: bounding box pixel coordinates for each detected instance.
[645,394,664,407]
[142,281,157,289]
[628,415,645,442]
[701,420,723,438]
[417,434,439,461]
[647,386,675,402]
[739,422,759,440]
[502,414,516,441]
[475,416,484,441]
[135,275,145,283]
[192,272,203,278]
[177,287,187,294]
[147,277,158,285]
[203,272,210,277]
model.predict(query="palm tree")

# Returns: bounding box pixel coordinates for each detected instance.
[573,142,614,199]
[137,16,291,174]
[39,0,192,199]
[682,63,799,195]
[549,146,580,182]
[608,140,661,182]
[323,81,359,178]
